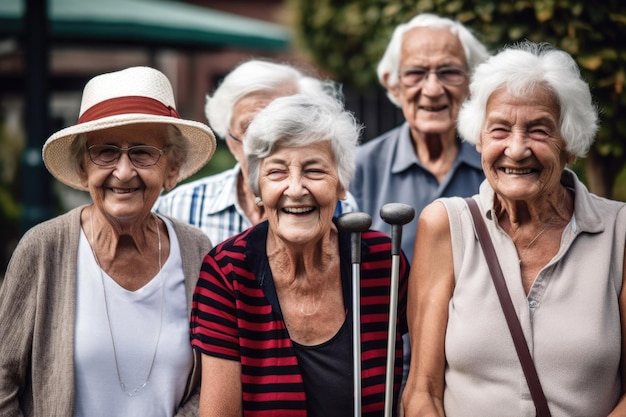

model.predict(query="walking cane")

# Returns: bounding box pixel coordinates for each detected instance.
[380,203,415,417]
[338,212,372,417]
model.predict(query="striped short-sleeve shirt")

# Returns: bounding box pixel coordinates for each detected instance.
[190,220,409,416]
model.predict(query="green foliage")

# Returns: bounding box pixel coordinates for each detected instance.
[181,140,236,185]
[0,122,22,225]
[0,121,23,276]
[286,0,626,197]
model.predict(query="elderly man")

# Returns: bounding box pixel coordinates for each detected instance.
[154,59,357,244]
[349,14,490,396]
[350,13,490,262]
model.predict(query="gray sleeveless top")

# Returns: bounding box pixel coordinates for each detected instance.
[440,170,626,417]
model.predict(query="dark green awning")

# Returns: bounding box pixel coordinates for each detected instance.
[0,0,291,51]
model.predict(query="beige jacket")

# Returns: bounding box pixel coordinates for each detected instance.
[0,206,212,417]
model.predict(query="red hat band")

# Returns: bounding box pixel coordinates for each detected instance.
[78,96,180,124]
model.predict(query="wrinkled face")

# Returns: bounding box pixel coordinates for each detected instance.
[259,141,346,246]
[228,87,298,177]
[477,87,571,203]
[388,27,469,139]
[80,123,179,222]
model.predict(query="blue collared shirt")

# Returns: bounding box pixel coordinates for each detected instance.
[154,164,358,246]
[349,122,485,262]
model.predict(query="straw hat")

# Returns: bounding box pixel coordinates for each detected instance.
[42,66,216,191]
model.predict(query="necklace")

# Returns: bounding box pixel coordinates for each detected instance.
[523,222,551,252]
[89,211,164,397]
[518,221,554,264]
[517,192,568,260]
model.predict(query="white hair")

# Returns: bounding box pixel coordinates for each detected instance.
[205,59,338,138]
[245,93,362,196]
[458,41,598,158]
[377,13,490,107]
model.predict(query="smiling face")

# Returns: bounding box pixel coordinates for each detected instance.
[258,141,345,247]
[388,27,469,140]
[477,86,572,204]
[80,123,179,223]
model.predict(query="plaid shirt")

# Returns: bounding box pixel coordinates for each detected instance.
[154,164,359,246]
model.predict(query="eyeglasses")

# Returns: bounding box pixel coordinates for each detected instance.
[398,66,468,87]
[87,144,168,167]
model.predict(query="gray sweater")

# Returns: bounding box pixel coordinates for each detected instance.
[0,206,212,417]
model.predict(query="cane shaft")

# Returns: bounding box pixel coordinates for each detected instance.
[352,262,362,417]
[384,254,400,417]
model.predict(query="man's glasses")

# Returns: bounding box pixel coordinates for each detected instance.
[399,66,467,87]
[87,144,168,167]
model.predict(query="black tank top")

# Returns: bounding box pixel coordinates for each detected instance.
[292,315,353,417]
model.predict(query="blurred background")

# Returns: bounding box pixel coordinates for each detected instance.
[1,0,625,276]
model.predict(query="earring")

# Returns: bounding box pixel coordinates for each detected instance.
[255,197,262,206]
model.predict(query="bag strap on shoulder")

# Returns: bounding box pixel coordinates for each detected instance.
[464,197,551,417]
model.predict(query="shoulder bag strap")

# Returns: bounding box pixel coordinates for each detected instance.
[464,197,551,417]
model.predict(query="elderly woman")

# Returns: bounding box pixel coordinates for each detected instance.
[402,41,626,417]
[0,66,216,417]
[190,92,410,417]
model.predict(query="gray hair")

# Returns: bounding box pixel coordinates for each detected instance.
[205,59,339,139]
[458,41,598,158]
[377,13,490,107]
[70,124,189,180]
[245,93,362,196]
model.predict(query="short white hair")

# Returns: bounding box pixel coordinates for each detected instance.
[377,13,489,107]
[205,59,336,139]
[458,41,598,158]
[245,93,362,196]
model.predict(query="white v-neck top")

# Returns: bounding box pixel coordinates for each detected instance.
[74,216,192,417]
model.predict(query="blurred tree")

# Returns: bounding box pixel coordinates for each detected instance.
[284,0,626,199]
[0,119,23,277]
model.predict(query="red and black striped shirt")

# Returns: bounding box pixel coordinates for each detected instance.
[191,220,409,416]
